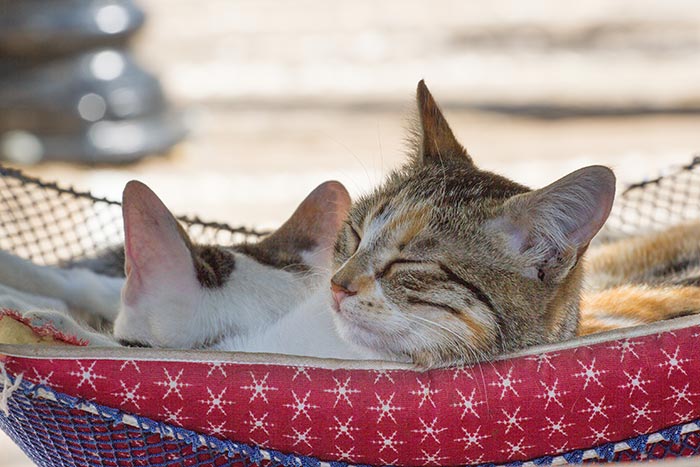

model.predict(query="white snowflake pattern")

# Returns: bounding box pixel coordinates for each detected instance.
[674,408,695,425]
[620,369,650,396]
[206,362,227,378]
[207,420,233,437]
[369,392,404,423]
[284,427,319,449]
[373,431,405,454]
[537,379,567,409]
[378,456,399,466]
[372,369,396,384]
[497,407,531,434]
[160,406,192,425]
[581,396,612,422]
[415,449,448,465]
[463,453,486,465]
[549,441,569,453]
[332,445,356,462]
[451,367,475,380]
[608,339,641,362]
[292,366,311,381]
[455,425,490,449]
[452,388,483,419]
[154,368,192,400]
[31,368,57,387]
[240,372,278,403]
[541,415,574,438]
[573,358,606,389]
[119,360,140,373]
[411,417,447,444]
[501,437,534,457]
[526,352,558,372]
[411,379,440,408]
[69,361,106,391]
[627,401,659,425]
[247,411,272,436]
[659,346,690,378]
[113,380,144,409]
[284,390,319,421]
[331,416,358,441]
[664,383,698,408]
[586,424,611,445]
[489,366,522,399]
[201,387,234,416]
[323,376,360,408]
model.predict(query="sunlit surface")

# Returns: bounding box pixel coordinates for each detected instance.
[88,121,146,153]
[0,131,44,165]
[94,3,130,34]
[109,87,142,117]
[89,50,125,81]
[77,93,108,121]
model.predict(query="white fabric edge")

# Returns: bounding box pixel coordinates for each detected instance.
[1,313,699,371]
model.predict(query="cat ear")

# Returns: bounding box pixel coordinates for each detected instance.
[491,166,616,281]
[260,181,351,269]
[121,181,198,305]
[416,80,472,166]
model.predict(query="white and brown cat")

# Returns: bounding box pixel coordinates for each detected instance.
[3,81,700,369]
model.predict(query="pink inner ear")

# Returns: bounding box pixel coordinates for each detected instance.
[310,181,352,247]
[121,181,197,305]
[271,180,351,260]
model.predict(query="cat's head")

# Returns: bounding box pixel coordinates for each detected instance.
[330,80,616,368]
[113,180,350,348]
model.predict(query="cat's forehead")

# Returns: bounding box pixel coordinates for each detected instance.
[352,166,529,230]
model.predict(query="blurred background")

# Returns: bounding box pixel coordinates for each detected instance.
[2,0,700,465]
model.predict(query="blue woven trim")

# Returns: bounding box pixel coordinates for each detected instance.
[562,450,584,464]
[627,434,649,453]
[2,370,699,467]
[532,456,553,465]
[661,425,683,443]
[594,443,616,461]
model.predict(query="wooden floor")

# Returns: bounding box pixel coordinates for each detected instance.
[3,0,700,464]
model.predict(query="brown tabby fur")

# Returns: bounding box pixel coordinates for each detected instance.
[580,223,700,335]
[330,81,615,368]
[328,81,700,367]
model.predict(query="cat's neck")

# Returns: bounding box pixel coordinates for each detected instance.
[216,287,383,361]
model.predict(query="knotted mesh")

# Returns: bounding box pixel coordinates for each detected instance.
[0,166,267,277]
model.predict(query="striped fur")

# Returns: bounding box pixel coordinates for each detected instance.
[329,81,616,368]
[580,222,700,335]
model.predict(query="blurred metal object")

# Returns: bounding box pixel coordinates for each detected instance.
[0,0,145,58]
[0,49,168,133]
[0,0,185,165]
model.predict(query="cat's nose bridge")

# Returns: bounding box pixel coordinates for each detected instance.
[331,256,376,295]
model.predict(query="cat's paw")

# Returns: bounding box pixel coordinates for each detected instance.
[22,309,117,347]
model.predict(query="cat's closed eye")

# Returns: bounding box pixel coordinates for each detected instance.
[376,259,424,279]
[345,221,362,252]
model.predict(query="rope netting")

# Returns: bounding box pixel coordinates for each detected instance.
[598,155,700,242]
[0,157,699,275]
[0,166,267,277]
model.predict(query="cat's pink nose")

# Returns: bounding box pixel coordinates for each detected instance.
[331,281,356,310]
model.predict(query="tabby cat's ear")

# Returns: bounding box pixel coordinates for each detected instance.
[259,181,351,269]
[491,166,616,281]
[121,181,198,305]
[416,80,472,166]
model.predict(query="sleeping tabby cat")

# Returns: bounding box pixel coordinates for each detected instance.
[1,81,700,369]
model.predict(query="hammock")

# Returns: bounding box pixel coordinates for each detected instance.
[1,158,700,467]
